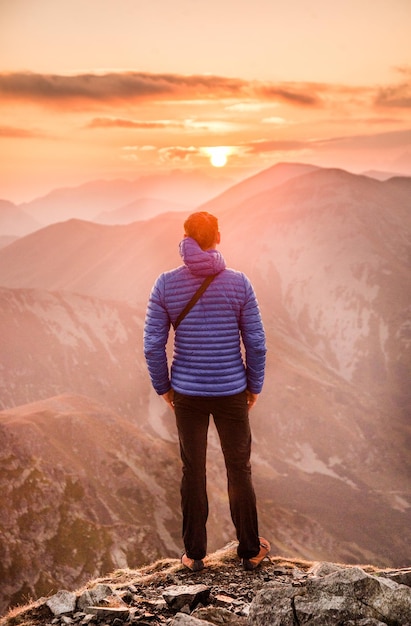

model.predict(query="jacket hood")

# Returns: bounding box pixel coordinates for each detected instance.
[179,237,226,277]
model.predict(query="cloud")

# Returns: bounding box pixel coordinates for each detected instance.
[245,139,308,154]
[122,145,156,151]
[257,84,322,106]
[242,128,411,157]
[158,146,200,162]
[0,125,43,138]
[0,71,327,109]
[87,117,184,129]
[225,102,269,112]
[184,119,240,133]
[375,82,411,108]
[373,67,411,108]
[262,117,288,125]
[0,71,247,106]
[315,128,411,150]
[86,117,237,133]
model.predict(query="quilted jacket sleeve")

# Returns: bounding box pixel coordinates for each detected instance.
[143,274,172,395]
[240,275,266,394]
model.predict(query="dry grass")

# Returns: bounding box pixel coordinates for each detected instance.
[0,543,396,626]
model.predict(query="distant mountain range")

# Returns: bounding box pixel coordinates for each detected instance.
[0,199,42,238]
[0,170,233,237]
[94,196,191,225]
[0,165,404,238]
[0,162,410,613]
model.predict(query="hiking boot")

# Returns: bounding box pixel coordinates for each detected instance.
[242,537,271,571]
[181,553,205,572]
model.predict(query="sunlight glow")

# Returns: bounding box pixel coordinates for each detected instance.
[207,146,231,168]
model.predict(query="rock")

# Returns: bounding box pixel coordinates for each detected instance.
[249,566,411,625]
[76,591,93,612]
[307,561,344,577]
[76,583,113,611]
[348,620,387,625]
[87,605,130,620]
[46,590,77,616]
[4,552,411,626]
[171,613,215,626]
[163,584,211,611]
[380,568,411,588]
[193,605,247,625]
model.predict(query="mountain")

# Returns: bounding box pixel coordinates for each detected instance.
[0,163,410,611]
[0,215,182,303]
[362,169,403,180]
[0,166,409,414]
[0,236,18,249]
[0,285,408,568]
[0,394,182,613]
[0,287,148,415]
[94,197,191,224]
[198,161,319,214]
[17,171,232,226]
[0,199,42,237]
[217,167,411,410]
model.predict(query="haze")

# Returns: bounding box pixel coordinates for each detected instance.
[1,0,411,202]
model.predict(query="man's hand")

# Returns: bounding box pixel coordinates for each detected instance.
[246,390,259,409]
[161,389,175,410]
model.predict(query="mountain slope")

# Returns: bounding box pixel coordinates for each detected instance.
[0,394,182,614]
[0,199,42,237]
[0,287,148,415]
[198,161,319,214]
[94,197,191,224]
[1,284,409,577]
[217,167,411,416]
[0,236,18,249]
[0,214,182,303]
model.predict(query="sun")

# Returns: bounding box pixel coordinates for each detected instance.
[208,146,230,167]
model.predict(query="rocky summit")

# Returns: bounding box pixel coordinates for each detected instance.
[1,544,411,626]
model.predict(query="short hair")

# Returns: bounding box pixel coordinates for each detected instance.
[184,212,219,250]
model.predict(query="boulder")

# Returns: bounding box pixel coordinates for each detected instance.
[163,584,211,611]
[249,566,411,625]
[46,590,77,616]
[76,583,114,611]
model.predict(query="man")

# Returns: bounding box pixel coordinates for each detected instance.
[144,211,269,571]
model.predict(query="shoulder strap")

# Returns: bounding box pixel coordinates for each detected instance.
[173,273,218,330]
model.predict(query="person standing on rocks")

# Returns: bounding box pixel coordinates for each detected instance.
[144,211,269,571]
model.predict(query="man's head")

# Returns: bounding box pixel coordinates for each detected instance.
[184,212,220,250]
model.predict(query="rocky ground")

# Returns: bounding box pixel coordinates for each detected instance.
[3,543,411,626]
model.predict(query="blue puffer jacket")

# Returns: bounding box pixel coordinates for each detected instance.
[144,237,266,396]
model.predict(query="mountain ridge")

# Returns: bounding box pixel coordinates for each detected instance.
[15,171,234,227]
[0,199,43,237]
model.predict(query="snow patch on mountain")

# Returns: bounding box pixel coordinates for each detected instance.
[288,442,356,487]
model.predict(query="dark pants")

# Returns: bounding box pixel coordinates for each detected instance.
[173,390,260,560]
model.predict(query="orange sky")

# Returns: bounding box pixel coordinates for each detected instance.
[1,0,411,202]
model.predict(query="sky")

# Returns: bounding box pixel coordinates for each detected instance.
[1,0,411,202]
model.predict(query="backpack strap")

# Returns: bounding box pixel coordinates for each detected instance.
[173,273,219,330]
